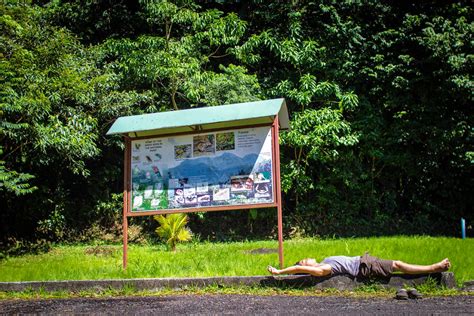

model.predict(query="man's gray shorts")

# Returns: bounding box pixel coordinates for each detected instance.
[358,253,394,278]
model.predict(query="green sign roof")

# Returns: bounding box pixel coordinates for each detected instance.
[106,98,289,137]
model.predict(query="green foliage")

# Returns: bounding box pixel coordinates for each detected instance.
[0,150,36,195]
[233,2,362,216]
[0,238,51,259]
[101,0,257,110]
[184,64,261,106]
[414,276,459,295]
[233,1,473,235]
[0,2,144,243]
[281,108,358,194]
[1,0,473,245]
[344,2,474,231]
[0,4,101,176]
[154,213,193,251]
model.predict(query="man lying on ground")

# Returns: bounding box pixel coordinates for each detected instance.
[267,253,451,279]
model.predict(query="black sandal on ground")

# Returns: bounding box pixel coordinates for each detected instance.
[395,288,408,300]
[407,288,423,299]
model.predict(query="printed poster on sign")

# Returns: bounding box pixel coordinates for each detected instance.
[130,126,273,211]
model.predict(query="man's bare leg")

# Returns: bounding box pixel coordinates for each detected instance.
[392,258,450,274]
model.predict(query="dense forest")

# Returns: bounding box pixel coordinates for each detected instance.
[1,0,472,251]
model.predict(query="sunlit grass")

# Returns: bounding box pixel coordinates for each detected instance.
[0,237,472,285]
[0,285,468,301]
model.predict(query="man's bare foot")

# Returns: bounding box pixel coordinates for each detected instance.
[433,258,451,272]
[267,265,279,275]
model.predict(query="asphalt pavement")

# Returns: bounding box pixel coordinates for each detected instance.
[1,294,473,315]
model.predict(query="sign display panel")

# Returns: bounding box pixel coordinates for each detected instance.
[130,126,273,211]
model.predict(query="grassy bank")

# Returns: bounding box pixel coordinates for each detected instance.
[0,237,472,285]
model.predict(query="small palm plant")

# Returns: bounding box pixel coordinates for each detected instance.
[154,213,193,252]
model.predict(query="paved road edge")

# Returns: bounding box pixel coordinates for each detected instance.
[0,272,457,292]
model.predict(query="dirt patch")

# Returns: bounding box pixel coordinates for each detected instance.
[84,246,117,256]
[245,248,278,255]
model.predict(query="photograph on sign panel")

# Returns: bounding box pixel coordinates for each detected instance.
[231,175,254,192]
[130,126,273,211]
[216,132,235,151]
[212,187,230,201]
[174,144,192,159]
[193,134,215,157]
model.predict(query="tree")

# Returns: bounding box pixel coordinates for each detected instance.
[100,0,260,111]
[337,2,473,233]
[0,3,143,242]
[1,0,262,244]
[230,1,473,235]
[231,2,361,234]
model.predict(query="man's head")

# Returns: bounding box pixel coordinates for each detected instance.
[296,258,319,266]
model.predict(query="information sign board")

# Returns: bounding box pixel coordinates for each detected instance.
[130,126,273,211]
[107,98,289,269]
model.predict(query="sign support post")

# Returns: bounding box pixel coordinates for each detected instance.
[272,116,284,269]
[123,138,130,269]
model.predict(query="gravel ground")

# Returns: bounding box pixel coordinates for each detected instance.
[1,295,473,315]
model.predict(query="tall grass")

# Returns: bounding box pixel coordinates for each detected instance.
[0,237,472,285]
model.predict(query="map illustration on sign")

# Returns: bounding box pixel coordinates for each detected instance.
[130,126,273,211]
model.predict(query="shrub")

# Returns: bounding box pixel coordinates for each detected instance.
[154,213,192,251]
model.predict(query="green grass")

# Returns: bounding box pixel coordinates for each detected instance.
[0,236,472,285]
[1,285,469,301]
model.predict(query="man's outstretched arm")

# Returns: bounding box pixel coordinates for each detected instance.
[268,264,332,277]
